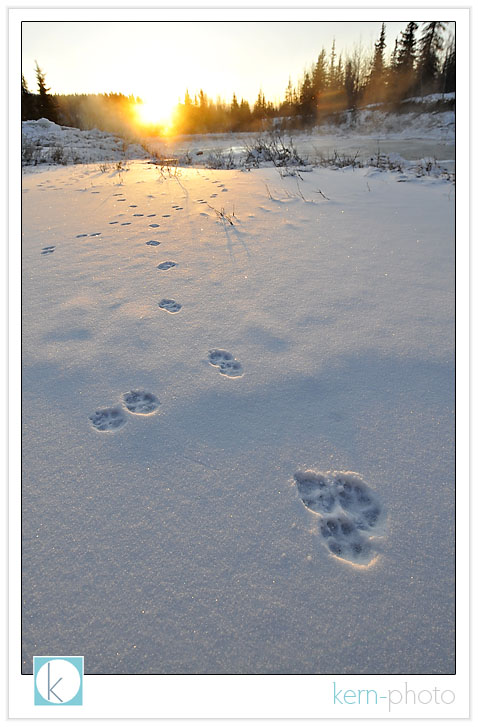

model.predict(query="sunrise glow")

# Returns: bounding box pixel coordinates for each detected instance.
[134,99,175,131]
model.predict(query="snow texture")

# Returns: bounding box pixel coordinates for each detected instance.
[22,153,455,675]
[22,118,148,165]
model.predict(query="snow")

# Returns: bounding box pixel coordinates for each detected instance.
[22,154,455,674]
[146,120,455,175]
[22,100,455,174]
[22,118,148,165]
[314,107,455,140]
[402,91,456,104]
[144,100,455,171]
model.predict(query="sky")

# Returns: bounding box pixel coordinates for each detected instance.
[22,21,412,122]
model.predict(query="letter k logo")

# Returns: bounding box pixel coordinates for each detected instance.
[47,661,63,702]
[34,657,83,706]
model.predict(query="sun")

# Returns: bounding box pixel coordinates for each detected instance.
[133,99,175,132]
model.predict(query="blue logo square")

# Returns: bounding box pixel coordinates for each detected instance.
[33,656,83,706]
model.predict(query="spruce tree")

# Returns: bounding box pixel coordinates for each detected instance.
[395,22,418,98]
[416,22,446,95]
[312,49,327,112]
[299,71,315,123]
[21,74,36,120]
[368,23,387,102]
[386,37,399,99]
[239,98,251,129]
[328,39,337,89]
[253,90,267,119]
[230,92,240,130]
[344,59,359,109]
[283,77,296,116]
[34,61,58,122]
[441,37,456,93]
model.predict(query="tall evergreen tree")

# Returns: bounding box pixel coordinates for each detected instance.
[395,22,418,98]
[312,49,328,112]
[416,22,446,95]
[253,89,267,119]
[299,71,315,122]
[283,77,297,116]
[21,74,36,120]
[34,61,58,121]
[336,55,344,89]
[368,23,387,101]
[441,36,456,93]
[230,92,240,130]
[328,39,337,88]
[238,98,251,128]
[386,37,399,92]
[344,58,359,109]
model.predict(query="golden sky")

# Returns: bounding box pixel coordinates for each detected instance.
[22,21,411,124]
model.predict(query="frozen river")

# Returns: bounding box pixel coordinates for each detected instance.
[145,129,455,172]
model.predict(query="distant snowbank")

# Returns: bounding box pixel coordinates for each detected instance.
[402,91,455,104]
[22,118,148,166]
[316,106,455,140]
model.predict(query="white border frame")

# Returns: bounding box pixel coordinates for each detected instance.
[8,5,470,720]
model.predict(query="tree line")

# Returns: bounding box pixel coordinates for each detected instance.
[22,62,140,138]
[173,22,455,133]
[22,22,455,136]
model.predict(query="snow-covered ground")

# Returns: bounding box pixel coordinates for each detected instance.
[22,117,148,165]
[22,154,455,674]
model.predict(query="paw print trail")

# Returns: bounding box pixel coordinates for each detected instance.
[294,470,385,565]
[89,406,127,432]
[122,390,160,415]
[158,299,182,313]
[208,350,243,378]
[88,390,160,432]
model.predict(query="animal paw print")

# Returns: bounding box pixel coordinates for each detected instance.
[157,261,177,270]
[122,390,159,415]
[208,349,243,378]
[89,390,160,432]
[158,298,182,313]
[41,246,55,255]
[89,406,126,432]
[294,470,385,565]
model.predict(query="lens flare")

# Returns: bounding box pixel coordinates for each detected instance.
[134,100,174,131]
